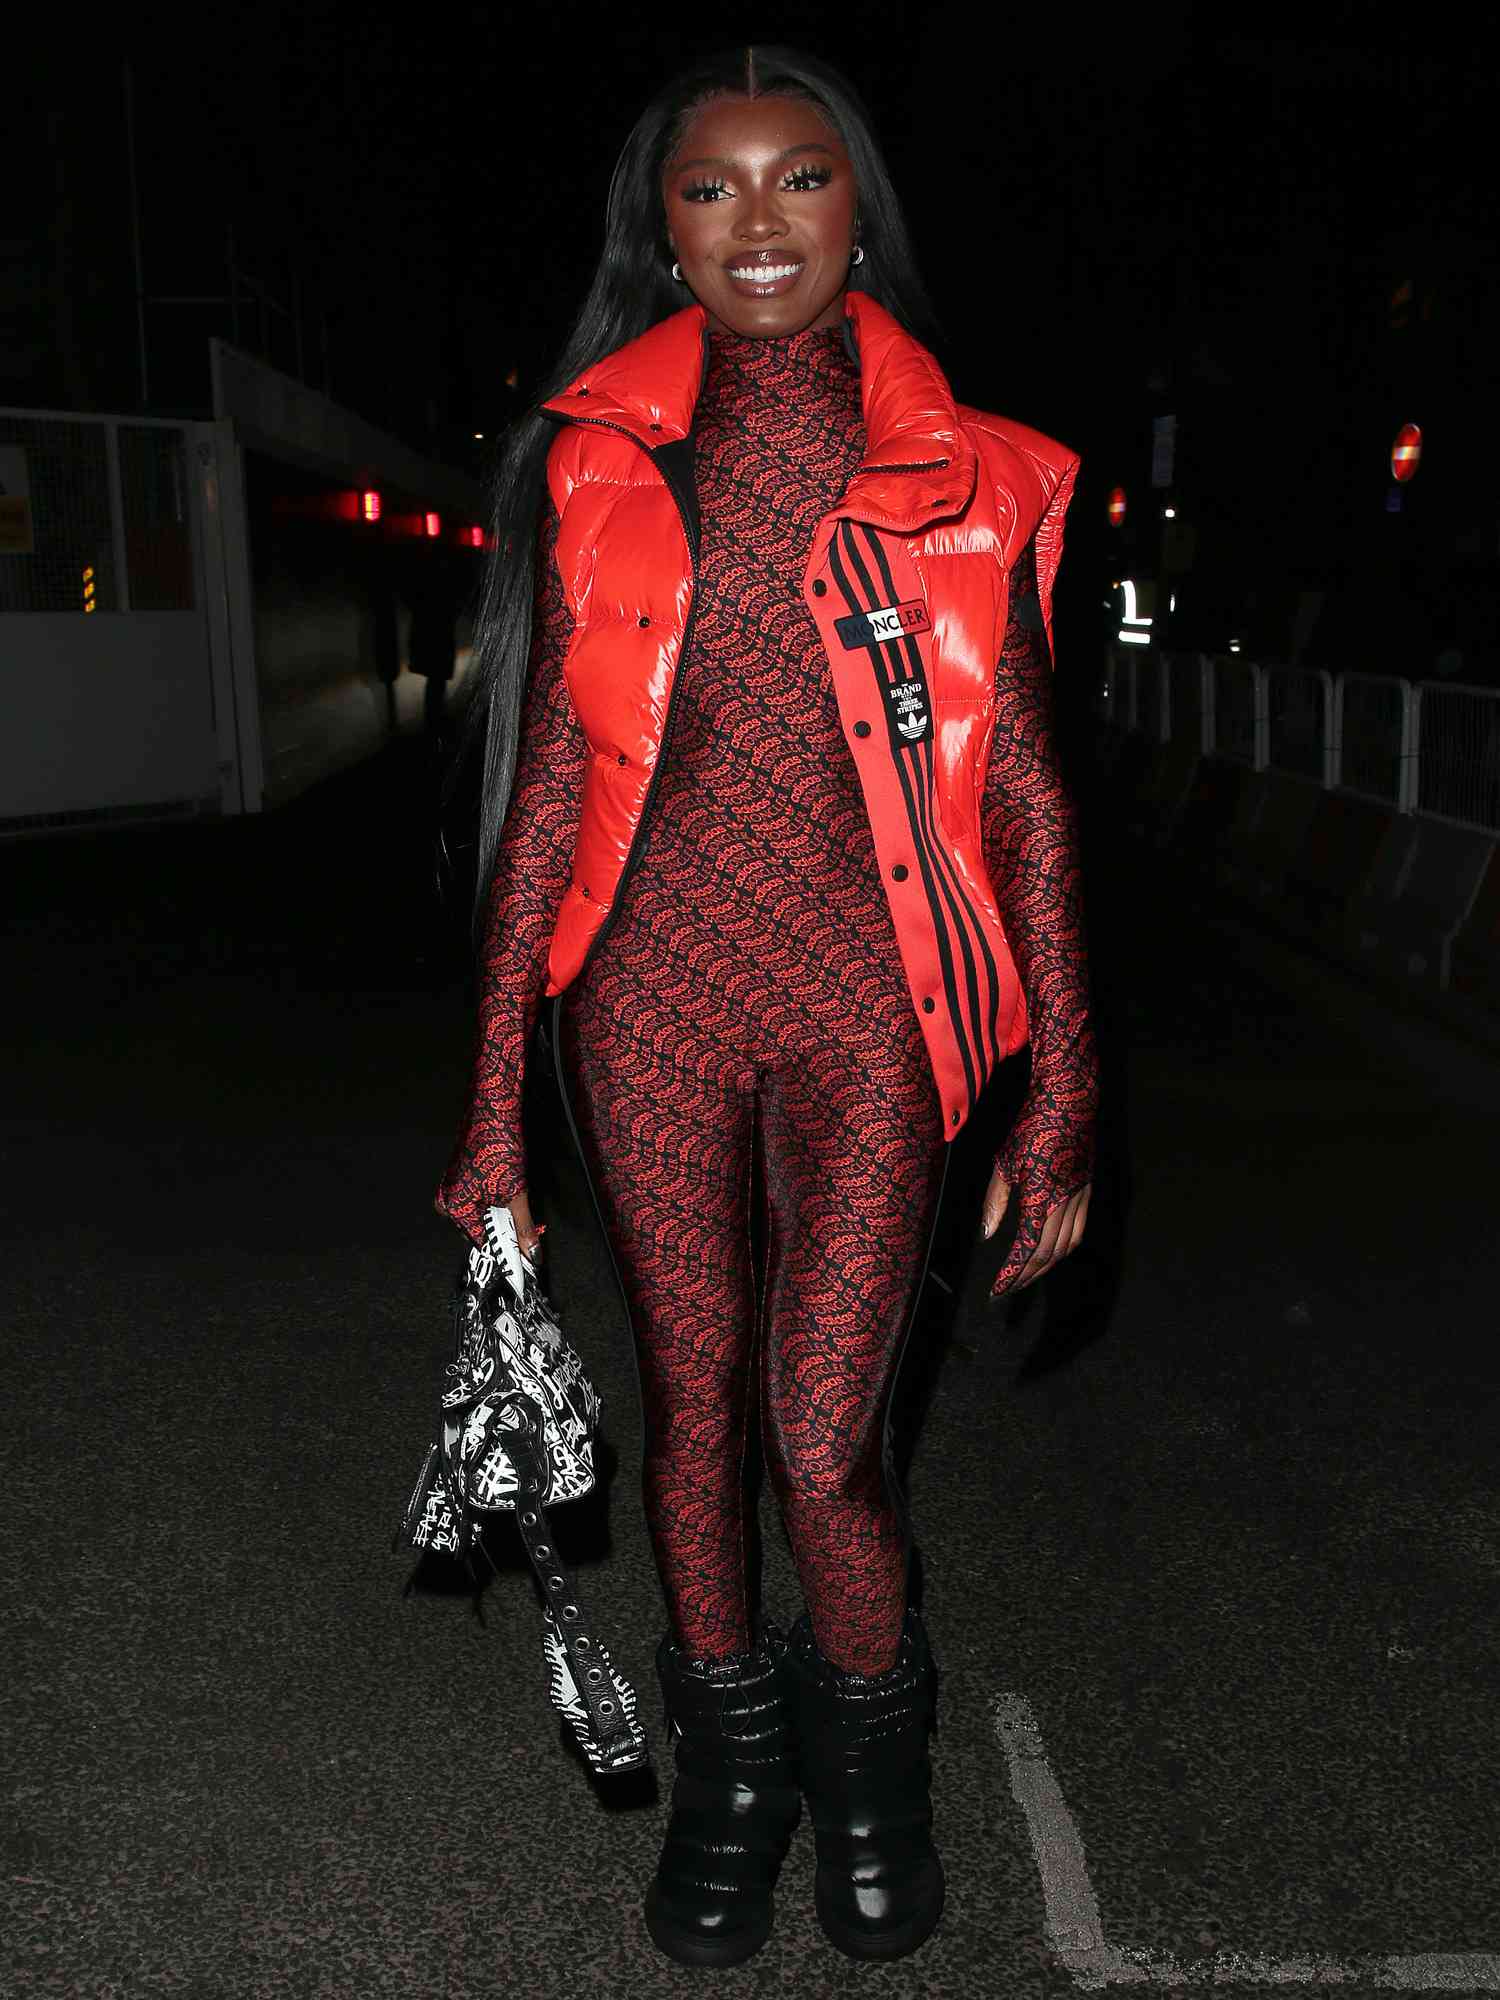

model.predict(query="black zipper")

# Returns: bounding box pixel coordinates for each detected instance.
[861,457,950,474]
[545,409,702,986]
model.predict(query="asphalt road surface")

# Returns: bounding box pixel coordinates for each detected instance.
[7,732,1498,1998]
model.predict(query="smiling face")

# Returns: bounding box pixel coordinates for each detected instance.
[660,92,860,338]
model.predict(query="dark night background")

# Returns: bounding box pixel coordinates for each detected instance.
[17,3,1499,681]
[11,10,1500,1992]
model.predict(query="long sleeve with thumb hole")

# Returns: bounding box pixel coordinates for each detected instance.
[435,492,586,1246]
[979,535,1099,1286]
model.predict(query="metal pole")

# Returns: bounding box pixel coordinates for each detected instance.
[123,61,150,408]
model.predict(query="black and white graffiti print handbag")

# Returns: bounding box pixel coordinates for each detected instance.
[395,1203,647,1774]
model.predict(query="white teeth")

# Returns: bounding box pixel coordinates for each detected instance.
[727,263,803,283]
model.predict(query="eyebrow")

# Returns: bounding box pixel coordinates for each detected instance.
[670,141,837,172]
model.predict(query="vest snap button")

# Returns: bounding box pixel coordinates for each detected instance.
[922,996,935,1013]
[581,885,591,899]
[891,863,909,881]
[951,1110,960,1126]
[811,579,827,597]
[638,615,650,628]
[617,752,627,765]
[853,720,871,738]
[576,386,590,396]
[649,421,662,432]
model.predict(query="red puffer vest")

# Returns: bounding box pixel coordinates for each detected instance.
[536,288,1079,1142]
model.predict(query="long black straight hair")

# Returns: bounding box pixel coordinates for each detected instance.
[446,42,943,939]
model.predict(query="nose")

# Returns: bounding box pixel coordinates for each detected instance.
[735,183,788,242]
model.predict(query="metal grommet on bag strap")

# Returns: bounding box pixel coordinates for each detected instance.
[506,1409,641,1764]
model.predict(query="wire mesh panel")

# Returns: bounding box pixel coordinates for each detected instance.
[0,416,117,613]
[1209,655,1259,766]
[1266,665,1331,782]
[118,426,195,611]
[1337,673,1409,808]
[1416,684,1500,833]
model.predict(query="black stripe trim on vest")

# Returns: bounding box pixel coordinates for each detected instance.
[828,522,981,1116]
[851,520,1005,1081]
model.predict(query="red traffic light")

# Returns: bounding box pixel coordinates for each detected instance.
[361,490,382,523]
[1106,486,1127,528]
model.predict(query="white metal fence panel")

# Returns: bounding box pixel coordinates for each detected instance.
[1266,665,1334,785]
[1335,673,1414,811]
[1415,683,1500,835]
[1207,654,1263,768]
[1093,640,1499,843]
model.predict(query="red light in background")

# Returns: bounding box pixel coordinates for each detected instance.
[361,490,382,522]
[1106,486,1127,528]
[466,524,484,548]
[424,511,442,538]
[1390,423,1422,483]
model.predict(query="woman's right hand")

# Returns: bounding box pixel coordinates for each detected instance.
[505,1185,547,1263]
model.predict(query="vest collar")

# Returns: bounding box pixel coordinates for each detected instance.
[540,290,976,534]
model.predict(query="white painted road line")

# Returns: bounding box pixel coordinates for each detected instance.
[993,1692,1500,1991]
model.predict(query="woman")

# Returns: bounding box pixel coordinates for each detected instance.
[437,43,1098,1968]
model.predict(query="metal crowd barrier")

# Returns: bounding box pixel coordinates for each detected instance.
[1100,649,1500,837]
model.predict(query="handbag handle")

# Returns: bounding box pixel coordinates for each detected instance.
[502,1399,646,1772]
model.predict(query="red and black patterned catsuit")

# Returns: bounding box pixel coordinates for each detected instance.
[439,321,1096,1676]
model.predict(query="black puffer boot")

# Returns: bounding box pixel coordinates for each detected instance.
[784,1606,945,1960]
[643,1623,802,1967]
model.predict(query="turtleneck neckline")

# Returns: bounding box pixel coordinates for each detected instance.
[707,320,848,357]
[695,316,862,429]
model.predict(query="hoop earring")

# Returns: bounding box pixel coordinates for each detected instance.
[851,243,864,266]
[671,261,683,281]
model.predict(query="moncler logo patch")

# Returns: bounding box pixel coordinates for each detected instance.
[833,597,932,650]
[882,671,932,749]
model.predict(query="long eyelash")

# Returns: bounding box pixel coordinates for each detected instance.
[681,162,834,202]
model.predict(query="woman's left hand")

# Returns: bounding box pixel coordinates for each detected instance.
[981,1093,1095,1295]
[983,1169,1091,1294]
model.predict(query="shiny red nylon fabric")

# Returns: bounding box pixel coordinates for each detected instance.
[536,289,1080,1141]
